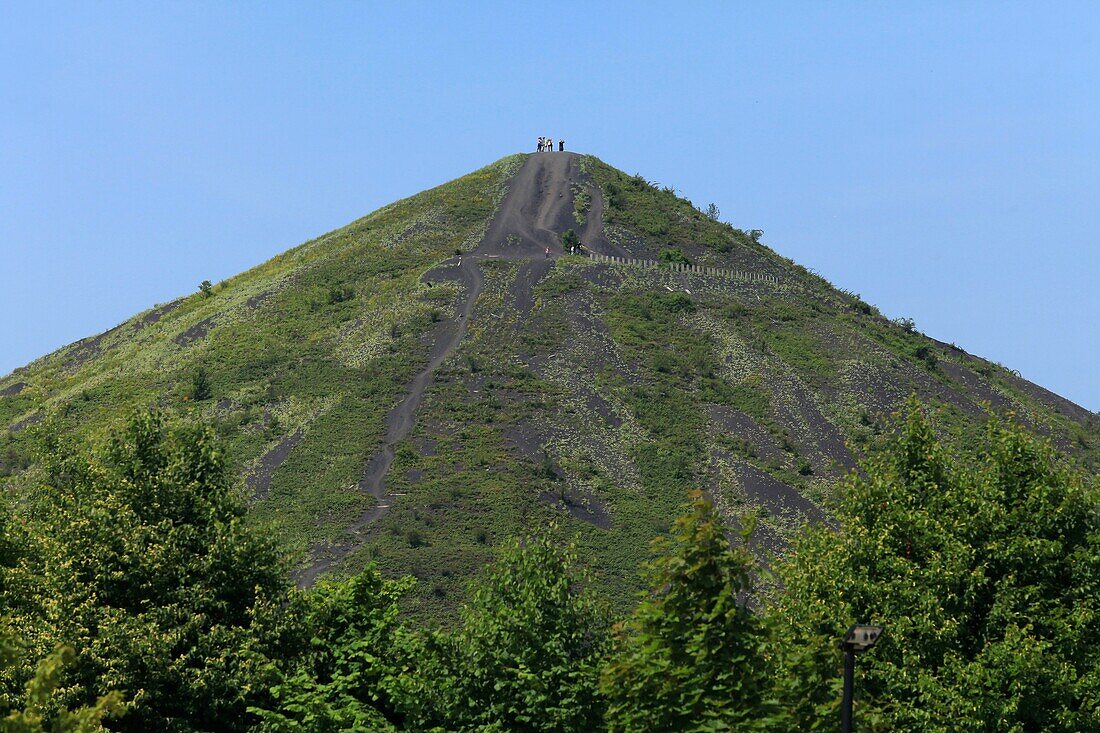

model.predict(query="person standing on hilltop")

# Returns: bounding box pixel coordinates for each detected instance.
[536,136,543,152]
[559,138,565,151]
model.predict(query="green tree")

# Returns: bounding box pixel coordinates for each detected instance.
[601,491,770,732]
[401,527,611,732]
[561,228,580,251]
[0,497,123,732]
[198,280,213,298]
[248,567,412,732]
[12,409,287,732]
[189,367,211,401]
[705,203,720,221]
[0,636,124,733]
[767,398,1100,732]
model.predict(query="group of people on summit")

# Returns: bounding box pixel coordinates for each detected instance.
[537,136,564,152]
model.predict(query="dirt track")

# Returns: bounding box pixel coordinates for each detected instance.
[475,152,623,259]
[298,152,599,585]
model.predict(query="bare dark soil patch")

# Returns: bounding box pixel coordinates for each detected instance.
[248,429,304,498]
[938,361,1013,410]
[735,463,828,525]
[0,382,27,398]
[175,316,217,347]
[782,380,856,471]
[412,435,438,457]
[708,405,783,461]
[507,260,554,318]
[64,323,125,369]
[134,299,183,331]
[539,489,613,529]
[929,337,1093,424]
[246,291,273,309]
[9,412,43,434]
[586,392,621,427]
[1003,372,1095,424]
[743,520,790,560]
[502,423,544,462]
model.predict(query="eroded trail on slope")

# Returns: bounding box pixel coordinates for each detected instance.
[297,258,483,586]
[298,153,599,586]
[355,258,484,513]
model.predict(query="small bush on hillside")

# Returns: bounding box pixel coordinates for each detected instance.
[328,285,355,304]
[894,317,917,333]
[571,184,590,224]
[606,182,626,210]
[662,292,695,314]
[190,367,212,401]
[561,228,580,250]
[913,344,938,370]
[658,248,690,265]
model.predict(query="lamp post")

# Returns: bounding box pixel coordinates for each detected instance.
[840,623,883,733]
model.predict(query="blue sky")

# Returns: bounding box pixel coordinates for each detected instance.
[2,2,1097,409]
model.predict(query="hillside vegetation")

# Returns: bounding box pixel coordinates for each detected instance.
[2,404,1096,731]
[1,152,1096,621]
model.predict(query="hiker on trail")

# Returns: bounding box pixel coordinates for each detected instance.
[546,135,552,151]
[537,136,543,152]
[559,139,564,151]
[545,246,550,259]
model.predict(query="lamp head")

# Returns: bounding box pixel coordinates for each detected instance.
[841,624,884,653]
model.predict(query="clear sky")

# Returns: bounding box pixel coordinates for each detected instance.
[2,2,1097,410]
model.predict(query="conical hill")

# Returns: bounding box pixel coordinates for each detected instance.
[2,152,1096,617]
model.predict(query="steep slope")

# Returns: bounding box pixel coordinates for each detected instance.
[2,152,1096,618]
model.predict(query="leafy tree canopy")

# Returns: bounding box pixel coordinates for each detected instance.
[601,491,770,733]
[9,409,287,732]
[400,527,612,733]
[767,398,1100,732]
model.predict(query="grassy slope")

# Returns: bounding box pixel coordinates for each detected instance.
[0,155,524,560]
[2,152,1096,622]
[343,155,1098,620]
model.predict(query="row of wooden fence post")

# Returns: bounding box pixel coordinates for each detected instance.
[584,252,779,285]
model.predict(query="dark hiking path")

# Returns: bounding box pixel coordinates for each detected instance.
[298,152,606,585]
[475,151,628,260]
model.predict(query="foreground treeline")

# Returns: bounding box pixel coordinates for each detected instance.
[1,400,1098,732]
